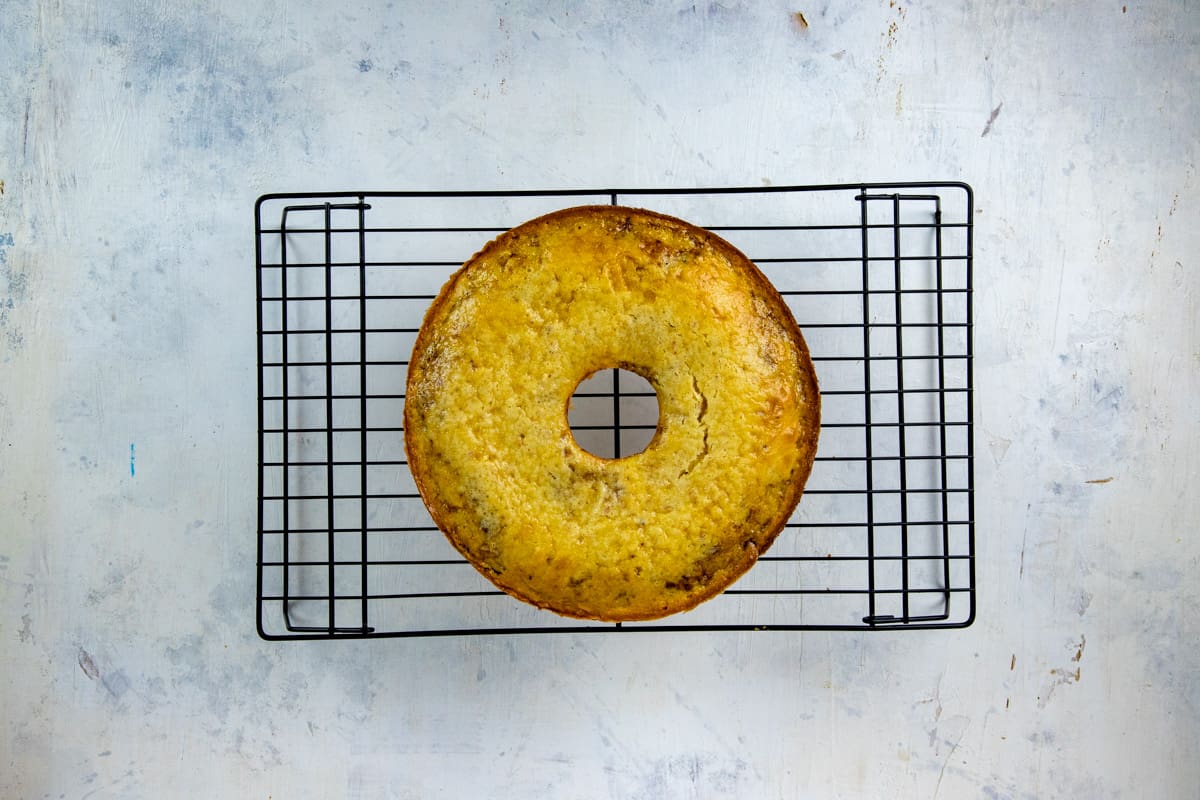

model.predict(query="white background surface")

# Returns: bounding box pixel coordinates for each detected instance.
[2,1,1197,797]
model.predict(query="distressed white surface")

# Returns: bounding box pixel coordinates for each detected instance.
[1,1,1197,797]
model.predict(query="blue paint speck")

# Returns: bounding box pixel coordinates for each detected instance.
[130,443,135,477]
[357,59,373,73]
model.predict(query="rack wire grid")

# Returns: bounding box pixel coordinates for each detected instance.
[255,183,975,640]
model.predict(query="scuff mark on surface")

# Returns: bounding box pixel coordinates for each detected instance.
[988,435,1012,464]
[18,613,33,643]
[1018,510,1029,577]
[931,717,970,800]
[1047,666,1081,686]
[981,103,1003,137]
[0,232,16,271]
[79,648,101,680]
[2,230,29,358]
[86,556,144,606]
[1075,590,1093,616]
[22,99,30,156]
[916,672,946,748]
[101,669,131,700]
[1038,635,1087,707]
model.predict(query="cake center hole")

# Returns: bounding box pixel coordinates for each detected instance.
[568,368,660,459]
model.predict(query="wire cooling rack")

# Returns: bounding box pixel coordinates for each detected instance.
[255,184,975,640]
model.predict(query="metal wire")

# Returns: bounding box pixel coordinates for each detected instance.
[255,183,976,640]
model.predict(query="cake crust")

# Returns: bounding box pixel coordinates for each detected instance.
[405,205,820,621]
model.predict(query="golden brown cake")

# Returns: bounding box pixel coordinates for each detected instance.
[404,205,820,621]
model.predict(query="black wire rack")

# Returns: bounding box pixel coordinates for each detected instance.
[255,183,975,640]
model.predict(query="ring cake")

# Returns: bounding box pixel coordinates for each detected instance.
[404,205,820,621]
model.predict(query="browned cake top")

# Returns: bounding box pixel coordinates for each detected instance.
[405,205,820,621]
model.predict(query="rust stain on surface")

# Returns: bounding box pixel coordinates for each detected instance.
[1086,476,1113,484]
[791,11,809,30]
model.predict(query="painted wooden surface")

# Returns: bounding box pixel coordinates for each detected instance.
[2,1,1197,797]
